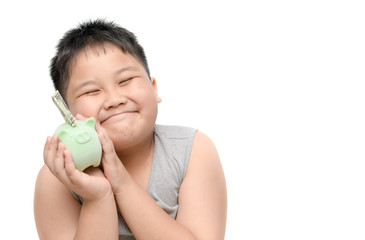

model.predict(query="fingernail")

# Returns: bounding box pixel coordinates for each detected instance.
[52,135,59,144]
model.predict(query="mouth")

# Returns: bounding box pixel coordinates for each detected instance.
[101,111,137,124]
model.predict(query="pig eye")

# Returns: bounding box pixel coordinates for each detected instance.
[75,131,91,144]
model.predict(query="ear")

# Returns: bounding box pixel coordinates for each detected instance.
[57,129,68,141]
[84,118,96,128]
[150,77,162,103]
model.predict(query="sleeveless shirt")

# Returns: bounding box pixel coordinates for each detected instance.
[71,124,197,239]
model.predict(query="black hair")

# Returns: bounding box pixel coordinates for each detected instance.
[50,19,150,99]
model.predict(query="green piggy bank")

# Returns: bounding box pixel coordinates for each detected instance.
[54,118,102,171]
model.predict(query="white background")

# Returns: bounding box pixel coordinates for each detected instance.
[0,0,364,239]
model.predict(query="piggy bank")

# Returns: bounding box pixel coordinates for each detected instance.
[54,118,102,171]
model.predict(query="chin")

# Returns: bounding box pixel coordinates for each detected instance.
[103,118,155,144]
[106,124,135,140]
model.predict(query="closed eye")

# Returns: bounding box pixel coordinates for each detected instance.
[118,78,133,87]
[83,89,100,95]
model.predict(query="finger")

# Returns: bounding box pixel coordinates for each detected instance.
[98,130,123,178]
[43,136,51,160]
[98,130,116,158]
[94,120,102,132]
[84,166,104,177]
[75,113,88,121]
[54,142,66,170]
[53,142,68,179]
[64,149,83,184]
[44,135,59,173]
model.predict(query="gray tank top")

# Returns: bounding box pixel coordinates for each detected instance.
[72,124,197,239]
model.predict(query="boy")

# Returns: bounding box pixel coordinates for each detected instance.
[34,19,227,239]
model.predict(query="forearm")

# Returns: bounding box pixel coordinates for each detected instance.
[75,192,118,240]
[115,176,196,240]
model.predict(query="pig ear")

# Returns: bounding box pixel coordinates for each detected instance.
[57,129,68,141]
[84,118,96,128]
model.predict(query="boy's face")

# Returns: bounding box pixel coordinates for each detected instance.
[65,44,161,151]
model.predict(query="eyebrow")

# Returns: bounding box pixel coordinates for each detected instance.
[114,66,139,76]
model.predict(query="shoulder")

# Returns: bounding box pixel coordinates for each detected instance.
[153,124,197,179]
[34,165,74,199]
[192,131,217,153]
[154,124,197,139]
[176,130,227,239]
[189,131,223,178]
[153,125,218,165]
[34,165,64,199]
[34,165,81,239]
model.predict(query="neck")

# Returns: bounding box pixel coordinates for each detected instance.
[115,133,155,172]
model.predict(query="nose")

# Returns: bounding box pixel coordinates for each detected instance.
[75,130,91,144]
[103,91,127,109]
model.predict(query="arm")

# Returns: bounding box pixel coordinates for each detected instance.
[34,136,118,240]
[99,129,227,240]
[176,131,227,239]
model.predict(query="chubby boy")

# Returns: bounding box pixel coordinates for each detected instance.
[34,19,227,240]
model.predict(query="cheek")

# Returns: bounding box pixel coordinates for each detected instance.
[132,82,159,106]
[140,93,158,121]
[70,101,100,119]
[133,89,158,114]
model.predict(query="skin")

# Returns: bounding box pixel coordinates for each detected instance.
[34,44,227,239]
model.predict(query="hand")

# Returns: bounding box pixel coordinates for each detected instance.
[43,135,112,201]
[96,126,129,195]
[75,114,129,196]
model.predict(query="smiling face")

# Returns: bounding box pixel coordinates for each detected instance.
[65,44,161,152]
